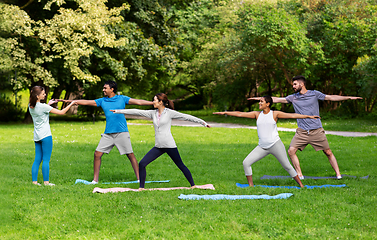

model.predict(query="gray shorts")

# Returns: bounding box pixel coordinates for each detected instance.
[290,127,330,151]
[96,132,133,155]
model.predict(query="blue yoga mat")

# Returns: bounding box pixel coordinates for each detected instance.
[260,175,369,180]
[236,183,347,189]
[75,179,170,185]
[178,193,293,200]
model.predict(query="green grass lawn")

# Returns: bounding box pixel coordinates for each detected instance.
[1,121,376,239]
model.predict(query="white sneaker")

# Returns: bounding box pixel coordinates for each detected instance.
[89,180,98,185]
[337,175,342,180]
[299,176,304,180]
[44,183,55,186]
[33,182,41,186]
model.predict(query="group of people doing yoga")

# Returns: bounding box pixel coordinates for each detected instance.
[29,76,361,188]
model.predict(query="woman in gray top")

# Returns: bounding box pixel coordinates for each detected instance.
[111,93,211,189]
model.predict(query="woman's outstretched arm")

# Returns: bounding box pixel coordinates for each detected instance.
[213,111,259,119]
[110,109,153,119]
[169,110,210,128]
[50,101,77,115]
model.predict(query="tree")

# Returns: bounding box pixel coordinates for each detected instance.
[0,3,55,91]
[0,0,180,121]
[353,45,377,112]
[291,0,377,113]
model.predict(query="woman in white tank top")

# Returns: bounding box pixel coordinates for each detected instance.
[214,96,319,188]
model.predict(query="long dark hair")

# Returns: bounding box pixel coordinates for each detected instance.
[155,93,174,110]
[29,86,44,109]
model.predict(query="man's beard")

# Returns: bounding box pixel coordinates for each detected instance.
[294,86,302,93]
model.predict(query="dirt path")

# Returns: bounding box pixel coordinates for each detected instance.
[126,116,377,137]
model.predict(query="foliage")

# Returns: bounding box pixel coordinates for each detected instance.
[353,42,377,112]
[0,94,24,122]
[0,3,55,90]
[172,0,246,109]
[0,0,180,114]
[1,0,377,116]
[286,0,377,112]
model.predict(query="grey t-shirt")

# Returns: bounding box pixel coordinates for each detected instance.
[285,90,326,131]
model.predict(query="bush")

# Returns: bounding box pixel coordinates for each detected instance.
[0,95,24,122]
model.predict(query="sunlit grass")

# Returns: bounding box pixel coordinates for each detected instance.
[1,121,376,239]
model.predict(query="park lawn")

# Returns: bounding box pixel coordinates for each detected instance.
[0,121,376,239]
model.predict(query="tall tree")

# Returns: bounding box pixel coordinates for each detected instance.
[0,0,180,121]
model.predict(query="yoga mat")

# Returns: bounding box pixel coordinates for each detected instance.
[260,174,369,180]
[93,184,215,193]
[178,193,293,200]
[236,183,347,189]
[75,179,170,185]
[103,180,170,184]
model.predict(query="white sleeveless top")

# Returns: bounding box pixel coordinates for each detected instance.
[256,110,280,149]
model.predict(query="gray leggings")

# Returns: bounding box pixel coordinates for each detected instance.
[243,139,297,177]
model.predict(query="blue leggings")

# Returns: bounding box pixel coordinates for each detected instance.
[32,136,53,182]
[139,147,195,188]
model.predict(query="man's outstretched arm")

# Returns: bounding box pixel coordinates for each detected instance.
[324,95,363,101]
[58,99,97,106]
[248,97,288,103]
[128,98,153,106]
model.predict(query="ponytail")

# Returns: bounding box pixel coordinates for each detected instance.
[155,93,174,110]
[166,99,174,110]
[29,86,44,109]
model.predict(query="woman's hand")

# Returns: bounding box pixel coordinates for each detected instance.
[213,112,226,115]
[48,99,58,105]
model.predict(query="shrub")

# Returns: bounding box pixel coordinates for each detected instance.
[0,94,24,122]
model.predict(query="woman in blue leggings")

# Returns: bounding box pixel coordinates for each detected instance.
[111,93,211,189]
[29,86,76,186]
